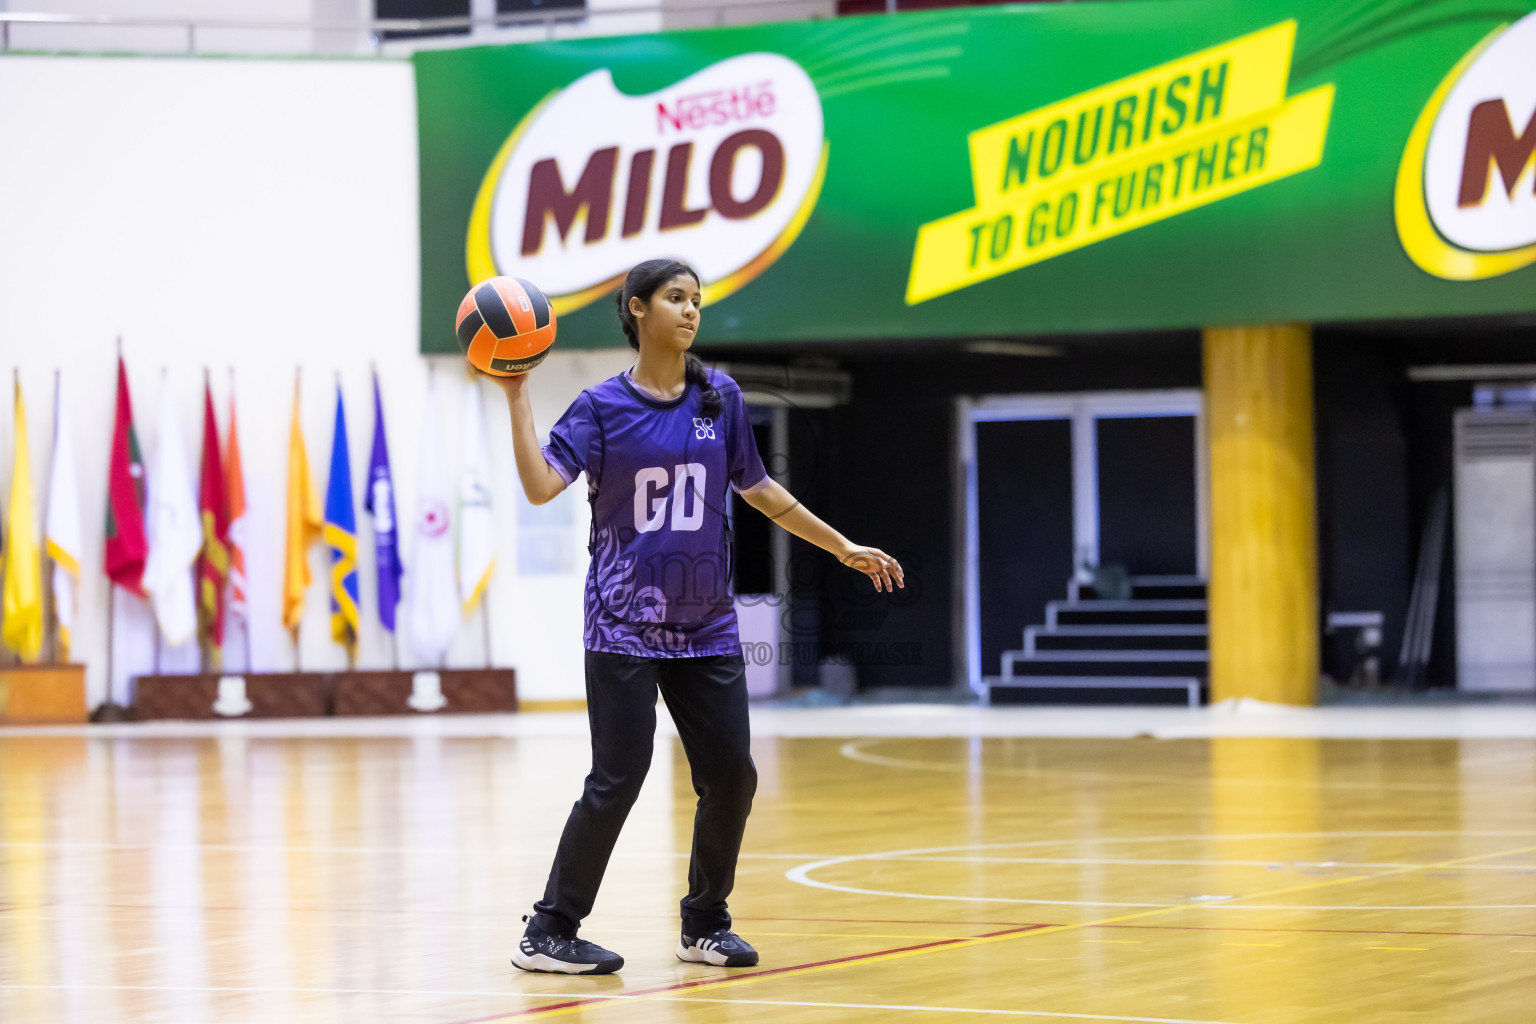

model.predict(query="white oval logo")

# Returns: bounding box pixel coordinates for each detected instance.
[467,53,827,313]
[1424,14,1536,252]
[1396,11,1536,279]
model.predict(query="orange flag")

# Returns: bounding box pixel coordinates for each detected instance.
[283,377,322,640]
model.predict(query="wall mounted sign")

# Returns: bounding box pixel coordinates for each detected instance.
[414,0,1536,350]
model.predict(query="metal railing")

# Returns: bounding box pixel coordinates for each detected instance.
[0,0,860,55]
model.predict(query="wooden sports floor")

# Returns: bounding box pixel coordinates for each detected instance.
[2,715,1535,1023]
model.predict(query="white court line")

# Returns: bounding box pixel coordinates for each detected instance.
[663,996,1254,1023]
[859,855,1536,870]
[6,841,1527,870]
[0,986,1255,1023]
[5,703,1534,739]
[839,741,1536,791]
[786,832,1536,911]
[0,842,820,860]
[0,984,633,999]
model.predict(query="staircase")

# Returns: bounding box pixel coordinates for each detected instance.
[987,575,1208,706]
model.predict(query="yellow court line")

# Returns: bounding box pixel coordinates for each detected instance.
[1365,947,1428,952]
[500,842,1536,1021]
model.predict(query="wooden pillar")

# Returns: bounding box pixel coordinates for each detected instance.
[1203,324,1319,705]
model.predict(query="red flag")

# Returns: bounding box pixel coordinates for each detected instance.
[103,355,148,595]
[227,391,248,623]
[197,377,229,649]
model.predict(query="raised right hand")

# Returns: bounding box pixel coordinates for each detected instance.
[477,368,529,398]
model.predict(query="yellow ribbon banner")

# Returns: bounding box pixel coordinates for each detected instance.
[907,20,1334,305]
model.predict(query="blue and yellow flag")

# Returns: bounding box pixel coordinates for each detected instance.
[324,383,359,653]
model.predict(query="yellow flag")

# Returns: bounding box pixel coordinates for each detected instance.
[283,379,322,638]
[3,376,43,662]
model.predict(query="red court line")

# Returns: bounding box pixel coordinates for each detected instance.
[1096,924,1536,939]
[737,916,1053,928]
[450,924,1049,1023]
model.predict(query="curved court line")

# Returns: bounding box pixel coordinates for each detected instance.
[488,841,1536,1021]
[786,831,1536,910]
[839,740,1536,792]
[856,855,1536,870]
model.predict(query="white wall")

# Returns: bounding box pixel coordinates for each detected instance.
[3,0,360,55]
[0,54,621,707]
[4,0,826,58]
[6,0,665,57]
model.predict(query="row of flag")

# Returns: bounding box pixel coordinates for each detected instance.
[0,359,499,670]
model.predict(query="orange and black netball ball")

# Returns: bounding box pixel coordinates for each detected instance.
[455,276,557,376]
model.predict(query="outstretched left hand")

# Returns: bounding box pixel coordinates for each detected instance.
[841,546,905,593]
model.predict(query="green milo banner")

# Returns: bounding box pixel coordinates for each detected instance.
[414,0,1536,351]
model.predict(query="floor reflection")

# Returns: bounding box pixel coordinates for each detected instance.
[1,730,1533,1023]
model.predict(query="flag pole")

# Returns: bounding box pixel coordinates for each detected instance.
[102,337,125,716]
[229,364,252,675]
[110,338,122,705]
[44,368,58,665]
[199,365,208,676]
[293,365,302,673]
[106,585,116,708]
[480,592,493,670]
[7,371,16,669]
[153,365,166,678]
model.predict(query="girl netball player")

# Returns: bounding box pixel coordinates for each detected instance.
[486,258,903,975]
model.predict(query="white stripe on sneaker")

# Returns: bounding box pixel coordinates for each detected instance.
[676,940,730,966]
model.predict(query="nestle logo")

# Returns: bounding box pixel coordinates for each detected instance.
[657,82,776,134]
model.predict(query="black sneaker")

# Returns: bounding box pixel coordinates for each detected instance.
[676,928,759,967]
[512,916,624,975]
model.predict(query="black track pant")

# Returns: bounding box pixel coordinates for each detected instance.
[531,649,757,939]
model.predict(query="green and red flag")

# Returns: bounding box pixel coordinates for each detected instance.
[103,355,147,596]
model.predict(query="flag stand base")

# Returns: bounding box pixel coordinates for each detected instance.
[90,702,134,723]
[129,668,517,721]
[1,664,89,724]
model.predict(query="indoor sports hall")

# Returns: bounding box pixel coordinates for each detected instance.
[2,1,1534,1022]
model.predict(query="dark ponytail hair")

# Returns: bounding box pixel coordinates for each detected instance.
[615,258,721,415]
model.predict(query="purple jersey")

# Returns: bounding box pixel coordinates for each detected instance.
[542,367,768,658]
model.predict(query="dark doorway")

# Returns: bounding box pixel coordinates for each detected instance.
[976,418,1074,678]
[1097,415,1198,575]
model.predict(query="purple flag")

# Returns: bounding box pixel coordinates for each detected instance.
[364,371,402,632]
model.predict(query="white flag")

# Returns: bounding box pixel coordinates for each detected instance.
[141,376,201,646]
[406,370,461,664]
[45,373,84,657]
[458,379,496,614]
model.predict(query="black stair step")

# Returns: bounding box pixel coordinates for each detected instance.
[990,684,1202,707]
[1129,583,1207,600]
[1050,600,1207,626]
[1005,653,1209,678]
[1077,583,1208,601]
[1029,627,1207,651]
[1072,576,1207,602]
